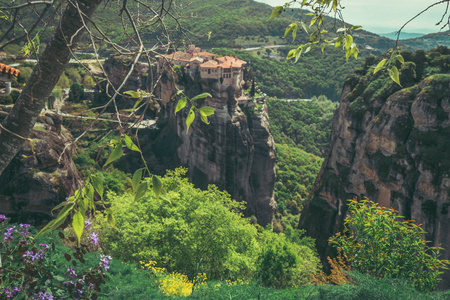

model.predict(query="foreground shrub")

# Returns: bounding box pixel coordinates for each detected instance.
[329,198,450,292]
[99,168,260,280]
[257,230,320,288]
[0,215,110,299]
[311,254,352,285]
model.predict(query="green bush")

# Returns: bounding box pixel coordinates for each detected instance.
[10,90,20,103]
[17,66,33,84]
[329,198,450,292]
[0,95,13,105]
[256,230,319,288]
[69,82,84,102]
[99,168,260,280]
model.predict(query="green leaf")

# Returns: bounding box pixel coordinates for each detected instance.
[91,175,104,199]
[191,92,212,102]
[292,24,298,42]
[199,106,215,116]
[132,168,144,193]
[310,16,317,27]
[174,97,187,115]
[397,55,405,64]
[86,183,95,202]
[153,175,163,198]
[109,139,120,146]
[284,24,293,38]
[200,112,209,124]
[300,21,308,34]
[135,181,148,202]
[51,200,71,215]
[332,0,338,11]
[177,89,184,95]
[186,107,195,134]
[388,66,401,86]
[73,211,84,247]
[294,46,304,63]
[352,47,359,59]
[373,59,387,74]
[335,35,344,48]
[345,35,353,51]
[268,6,283,20]
[123,135,141,152]
[287,49,296,60]
[104,142,123,167]
[124,90,140,98]
[36,203,75,238]
[132,98,143,111]
[351,25,362,31]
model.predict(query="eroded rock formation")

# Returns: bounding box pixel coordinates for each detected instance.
[151,69,277,226]
[0,110,82,225]
[299,48,450,288]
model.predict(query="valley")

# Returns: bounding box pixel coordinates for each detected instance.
[0,0,450,298]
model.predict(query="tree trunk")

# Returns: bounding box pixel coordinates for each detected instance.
[0,0,102,176]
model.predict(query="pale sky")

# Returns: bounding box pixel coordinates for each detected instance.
[255,0,448,34]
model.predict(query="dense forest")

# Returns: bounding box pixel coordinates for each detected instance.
[213,48,362,100]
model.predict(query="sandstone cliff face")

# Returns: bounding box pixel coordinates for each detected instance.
[0,111,82,225]
[153,71,277,226]
[299,49,450,287]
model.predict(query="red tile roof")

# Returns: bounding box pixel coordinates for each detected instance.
[199,55,247,70]
[161,50,217,63]
[0,63,20,77]
[216,56,246,68]
[199,60,219,69]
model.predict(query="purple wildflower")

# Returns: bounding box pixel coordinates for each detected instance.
[39,243,49,251]
[99,254,112,273]
[3,226,16,242]
[2,286,20,298]
[0,214,7,223]
[35,292,53,300]
[67,266,77,279]
[89,232,98,245]
[84,219,92,230]
[19,224,31,237]
[23,250,34,258]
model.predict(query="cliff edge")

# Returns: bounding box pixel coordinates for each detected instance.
[299,47,450,288]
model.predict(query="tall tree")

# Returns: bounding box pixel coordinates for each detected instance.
[0,0,102,175]
[0,0,180,176]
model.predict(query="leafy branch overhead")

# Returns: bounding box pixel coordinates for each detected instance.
[270,0,361,63]
[270,0,405,85]
[174,90,214,134]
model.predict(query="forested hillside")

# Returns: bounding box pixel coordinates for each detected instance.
[268,96,337,156]
[213,48,361,100]
[267,96,337,230]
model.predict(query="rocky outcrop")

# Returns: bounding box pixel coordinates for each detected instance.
[94,55,149,110]
[0,110,82,225]
[299,49,450,288]
[151,70,277,226]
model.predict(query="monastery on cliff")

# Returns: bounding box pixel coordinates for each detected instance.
[157,45,247,90]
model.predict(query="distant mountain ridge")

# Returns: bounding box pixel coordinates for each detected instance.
[401,30,450,51]
[379,32,425,40]
[171,0,397,52]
